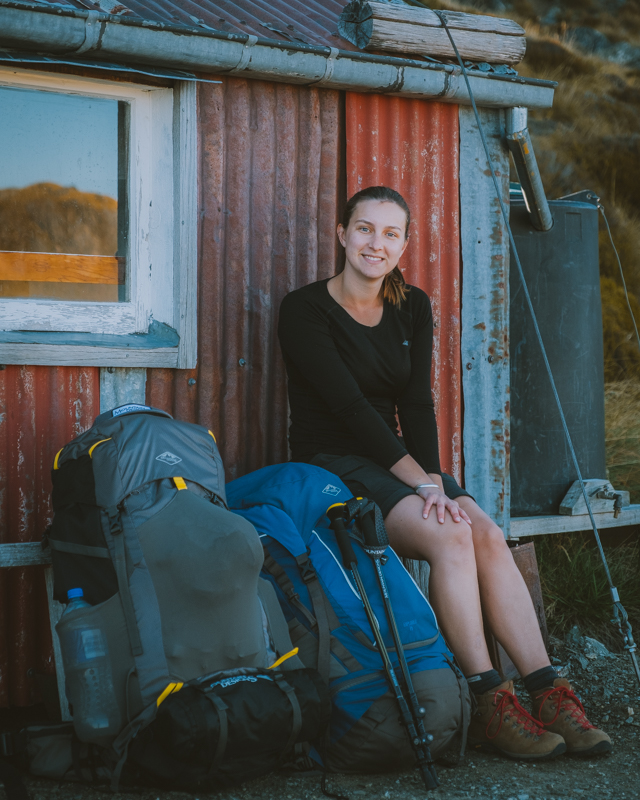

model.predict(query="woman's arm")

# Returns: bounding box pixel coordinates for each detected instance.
[394,290,470,524]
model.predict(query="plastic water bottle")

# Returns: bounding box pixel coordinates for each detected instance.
[57,589,121,742]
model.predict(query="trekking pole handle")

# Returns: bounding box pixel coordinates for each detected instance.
[327,503,358,570]
[359,504,389,549]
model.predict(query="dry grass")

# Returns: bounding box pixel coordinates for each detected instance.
[534,530,640,649]
[605,379,640,502]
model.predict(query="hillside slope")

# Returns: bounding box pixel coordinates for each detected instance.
[427,0,640,381]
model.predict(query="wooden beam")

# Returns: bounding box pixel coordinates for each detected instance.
[364,2,525,36]
[339,1,527,65]
[0,251,123,284]
[510,505,640,538]
[0,541,52,567]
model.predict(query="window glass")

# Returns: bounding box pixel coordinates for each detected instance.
[0,87,128,302]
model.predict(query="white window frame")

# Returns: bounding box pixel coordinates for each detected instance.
[0,67,197,368]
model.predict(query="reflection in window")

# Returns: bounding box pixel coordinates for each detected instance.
[0,87,128,302]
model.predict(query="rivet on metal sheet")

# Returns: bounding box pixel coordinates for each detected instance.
[312,47,339,86]
[227,35,259,74]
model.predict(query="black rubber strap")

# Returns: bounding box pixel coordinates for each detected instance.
[273,673,302,755]
[106,506,143,657]
[48,539,110,559]
[262,552,317,628]
[207,694,229,772]
[296,554,331,684]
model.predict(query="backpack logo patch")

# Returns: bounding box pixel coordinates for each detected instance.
[156,451,182,465]
[322,484,341,497]
[112,403,151,417]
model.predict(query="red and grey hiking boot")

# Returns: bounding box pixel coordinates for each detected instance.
[531,678,612,757]
[468,680,566,760]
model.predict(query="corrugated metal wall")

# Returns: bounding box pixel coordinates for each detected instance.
[147,78,344,480]
[345,93,462,479]
[0,366,99,707]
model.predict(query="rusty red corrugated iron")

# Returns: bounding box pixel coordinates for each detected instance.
[147,78,344,480]
[345,93,462,480]
[0,365,99,707]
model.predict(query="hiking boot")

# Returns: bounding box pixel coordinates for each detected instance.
[468,680,566,761]
[531,678,612,757]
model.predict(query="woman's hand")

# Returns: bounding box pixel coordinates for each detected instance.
[415,486,472,525]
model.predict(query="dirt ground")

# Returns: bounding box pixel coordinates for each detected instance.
[8,630,639,800]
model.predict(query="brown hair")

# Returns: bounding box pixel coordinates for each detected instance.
[341,186,410,308]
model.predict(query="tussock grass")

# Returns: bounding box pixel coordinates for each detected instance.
[533,531,640,650]
[605,379,640,501]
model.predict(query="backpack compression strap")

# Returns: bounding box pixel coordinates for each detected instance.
[262,551,363,678]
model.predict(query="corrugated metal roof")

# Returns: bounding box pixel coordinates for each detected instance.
[346,92,462,481]
[147,77,344,481]
[0,365,99,707]
[35,0,359,49]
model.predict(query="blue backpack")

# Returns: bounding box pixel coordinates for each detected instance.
[227,463,470,773]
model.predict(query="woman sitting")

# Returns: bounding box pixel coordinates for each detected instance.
[278,185,610,760]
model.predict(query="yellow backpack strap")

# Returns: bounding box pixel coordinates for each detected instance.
[88,438,112,458]
[267,647,299,670]
[156,682,184,707]
[173,477,187,490]
[53,448,64,470]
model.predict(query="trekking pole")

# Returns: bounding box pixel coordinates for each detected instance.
[326,503,439,792]
[348,499,438,780]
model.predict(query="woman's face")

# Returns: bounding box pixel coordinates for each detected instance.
[337,199,409,282]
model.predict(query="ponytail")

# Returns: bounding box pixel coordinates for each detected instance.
[382,266,409,308]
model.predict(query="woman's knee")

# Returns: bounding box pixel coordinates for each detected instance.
[472,517,510,558]
[431,519,475,563]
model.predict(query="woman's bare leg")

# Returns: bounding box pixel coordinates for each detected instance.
[384,494,493,676]
[457,497,551,677]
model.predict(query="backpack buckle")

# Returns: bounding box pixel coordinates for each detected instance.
[106,505,124,536]
[295,555,317,585]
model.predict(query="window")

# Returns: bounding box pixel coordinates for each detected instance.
[0,68,197,368]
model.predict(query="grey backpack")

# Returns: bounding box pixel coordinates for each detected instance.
[44,404,325,787]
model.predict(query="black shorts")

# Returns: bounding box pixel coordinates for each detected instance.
[307,454,473,519]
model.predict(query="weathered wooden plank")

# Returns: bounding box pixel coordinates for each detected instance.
[100,367,147,412]
[366,2,525,36]
[368,21,526,64]
[44,565,72,721]
[0,343,179,367]
[0,251,122,284]
[460,106,511,536]
[339,1,526,65]
[175,81,198,370]
[559,479,630,516]
[0,542,52,567]
[510,505,640,538]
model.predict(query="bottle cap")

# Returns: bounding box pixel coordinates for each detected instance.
[67,588,84,600]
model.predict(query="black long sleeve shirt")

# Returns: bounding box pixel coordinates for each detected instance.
[278,279,441,474]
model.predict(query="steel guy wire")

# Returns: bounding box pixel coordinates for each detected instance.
[433,9,640,685]
[598,202,640,354]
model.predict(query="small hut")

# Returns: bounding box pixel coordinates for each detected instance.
[0,0,555,708]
